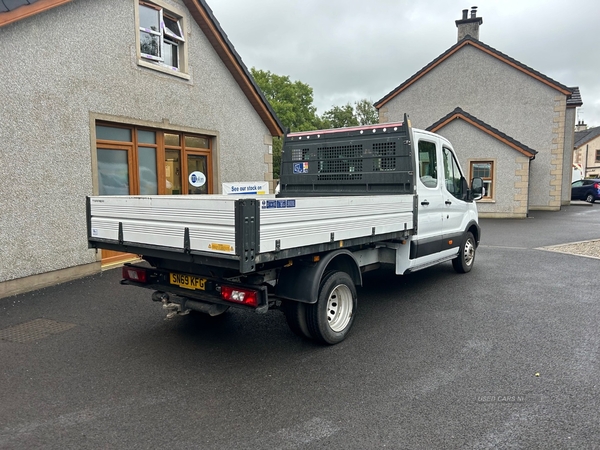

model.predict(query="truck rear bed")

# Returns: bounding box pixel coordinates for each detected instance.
[87,194,415,273]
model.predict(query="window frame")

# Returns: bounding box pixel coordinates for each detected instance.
[185,151,212,195]
[417,139,439,189]
[469,160,495,201]
[95,122,213,196]
[96,142,136,195]
[595,149,600,163]
[135,0,189,80]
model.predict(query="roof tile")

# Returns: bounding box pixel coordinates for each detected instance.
[2,0,39,12]
[574,126,600,148]
[567,86,583,107]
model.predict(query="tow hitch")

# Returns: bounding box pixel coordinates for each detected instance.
[152,291,190,319]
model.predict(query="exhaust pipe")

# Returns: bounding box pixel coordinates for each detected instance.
[152,291,228,318]
[182,298,229,316]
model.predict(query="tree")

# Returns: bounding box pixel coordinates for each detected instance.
[322,104,359,129]
[251,68,324,179]
[251,69,380,178]
[251,68,322,132]
[354,99,378,125]
[321,100,378,129]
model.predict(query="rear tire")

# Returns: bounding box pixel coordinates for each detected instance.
[586,193,595,203]
[452,231,476,273]
[306,271,356,345]
[282,301,312,339]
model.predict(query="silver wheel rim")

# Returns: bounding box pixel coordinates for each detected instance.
[327,284,353,332]
[464,238,475,266]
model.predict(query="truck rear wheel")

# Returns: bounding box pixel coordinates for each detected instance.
[452,231,476,273]
[282,301,312,339]
[306,271,356,345]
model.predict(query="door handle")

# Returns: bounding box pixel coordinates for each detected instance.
[421,200,430,206]
[445,200,452,205]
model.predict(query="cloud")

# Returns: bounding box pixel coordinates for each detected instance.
[210,0,600,125]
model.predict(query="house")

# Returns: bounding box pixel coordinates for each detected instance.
[0,0,283,298]
[374,7,582,218]
[573,123,600,178]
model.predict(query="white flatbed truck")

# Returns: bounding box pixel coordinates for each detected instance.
[87,116,483,344]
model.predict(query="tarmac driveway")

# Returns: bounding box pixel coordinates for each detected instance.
[1,205,599,449]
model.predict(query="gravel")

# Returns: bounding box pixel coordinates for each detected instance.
[540,239,600,259]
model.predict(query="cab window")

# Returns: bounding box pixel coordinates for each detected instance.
[418,141,438,188]
[443,147,465,200]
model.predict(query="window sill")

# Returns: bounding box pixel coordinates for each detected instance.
[137,59,190,81]
[478,198,496,203]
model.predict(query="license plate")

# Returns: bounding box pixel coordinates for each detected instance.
[169,273,206,291]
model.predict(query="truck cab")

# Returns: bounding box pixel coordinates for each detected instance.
[409,129,480,273]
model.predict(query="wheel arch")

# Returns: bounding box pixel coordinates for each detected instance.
[466,220,481,247]
[275,249,362,304]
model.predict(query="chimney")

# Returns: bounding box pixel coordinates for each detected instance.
[575,120,588,132]
[455,6,483,41]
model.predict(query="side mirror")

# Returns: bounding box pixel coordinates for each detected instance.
[471,177,484,201]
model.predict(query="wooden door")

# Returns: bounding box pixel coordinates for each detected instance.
[96,145,139,266]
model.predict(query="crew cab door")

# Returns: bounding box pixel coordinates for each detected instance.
[441,145,471,246]
[414,135,444,257]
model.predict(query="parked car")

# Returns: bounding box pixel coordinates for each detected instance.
[571,179,600,203]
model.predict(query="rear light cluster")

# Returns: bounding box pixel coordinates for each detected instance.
[220,285,258,307]
[123,266,147,283]
[595,183,600,191]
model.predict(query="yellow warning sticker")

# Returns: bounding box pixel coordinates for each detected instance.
[209,243,234,252]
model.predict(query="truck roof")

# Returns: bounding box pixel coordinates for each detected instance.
[287,122,406,139]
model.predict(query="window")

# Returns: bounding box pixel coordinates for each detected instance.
[137,1,187,75]
[442,147,465,200]
[97,148,131,195]
[418,140,438,188]
[95,123,212,196]
[595,150,600,163]
[470,161,494,199]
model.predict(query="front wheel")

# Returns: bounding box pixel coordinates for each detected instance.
[306,271,357,345]
[452,231,476,273]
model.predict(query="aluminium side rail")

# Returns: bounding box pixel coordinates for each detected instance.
[87,194,416,274]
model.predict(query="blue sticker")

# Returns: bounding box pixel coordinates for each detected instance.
[262,199,296,209]
[293,162,309,174]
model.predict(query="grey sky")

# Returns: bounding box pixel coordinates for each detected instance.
[208,0,599,127]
